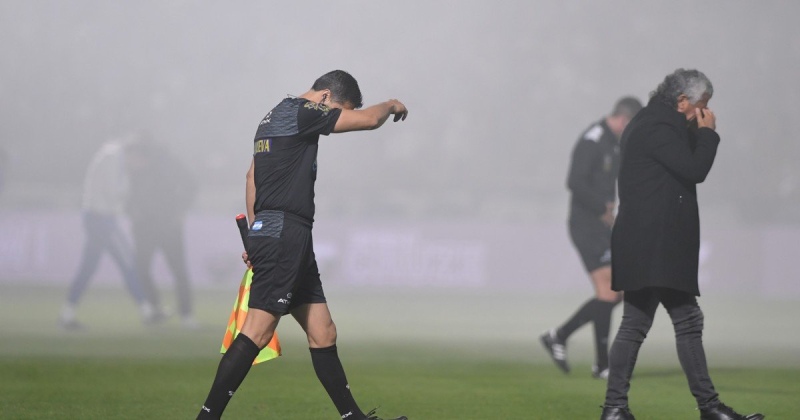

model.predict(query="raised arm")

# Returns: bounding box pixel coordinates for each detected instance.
[333,99,408,133]
[647,122,720,184]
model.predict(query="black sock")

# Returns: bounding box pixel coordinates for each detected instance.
[593,300,618,370]
[557,298,602,341]
[310,345,364,419]
[197,334,260,419]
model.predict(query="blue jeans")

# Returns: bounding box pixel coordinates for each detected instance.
[604,287,720,409]
[67,211,145,305]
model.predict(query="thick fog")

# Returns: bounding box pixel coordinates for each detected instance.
[1,2,799,301]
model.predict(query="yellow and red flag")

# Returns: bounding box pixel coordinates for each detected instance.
[220,268,281,364]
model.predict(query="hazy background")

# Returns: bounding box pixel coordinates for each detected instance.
[3,1,799,221]
[1,1,799,364]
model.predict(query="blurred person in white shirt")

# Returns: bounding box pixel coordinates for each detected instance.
[59,138,157,329]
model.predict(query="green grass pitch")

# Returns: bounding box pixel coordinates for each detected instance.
[1,285,798,419]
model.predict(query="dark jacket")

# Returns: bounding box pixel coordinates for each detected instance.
[126,142,198,224]
[611,98,720,296]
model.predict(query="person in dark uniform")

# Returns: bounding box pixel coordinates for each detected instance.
[196,70,408,420]
[126,135,199,328]
[540,97,642,379]
[599,69,763,420]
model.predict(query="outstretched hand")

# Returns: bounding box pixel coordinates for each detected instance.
[389,99,408,122]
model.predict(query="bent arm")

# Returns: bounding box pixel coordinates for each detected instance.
[245,158,255,225]
[333,99,407,133]
[648,124,720,184]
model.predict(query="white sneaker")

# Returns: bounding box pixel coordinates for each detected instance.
[592,365,609,380]
[58,304,85,330]
[140,302,169,325]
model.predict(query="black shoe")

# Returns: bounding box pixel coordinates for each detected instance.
[540,329,570,373]
[600,405,635,420]
[365,408,407,420]
[700,402,764,420]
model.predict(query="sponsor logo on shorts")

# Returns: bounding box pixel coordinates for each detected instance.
[277,293,292,305]
[252,221,263,231]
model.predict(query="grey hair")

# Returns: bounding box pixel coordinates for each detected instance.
[650,68,713,108]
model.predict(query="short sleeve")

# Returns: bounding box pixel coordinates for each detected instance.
[297,101,342,136]
[567,139,607,214]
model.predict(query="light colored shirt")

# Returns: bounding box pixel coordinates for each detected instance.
[81,141,128,215]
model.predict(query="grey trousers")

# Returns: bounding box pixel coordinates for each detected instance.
[604,287,720,409]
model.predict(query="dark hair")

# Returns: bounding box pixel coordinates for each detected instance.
[611,96,643,119]
[650,68,713,108]
[311,70,363,109]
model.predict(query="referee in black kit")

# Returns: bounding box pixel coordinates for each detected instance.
[196,70,408,420]
[541,97,642,379]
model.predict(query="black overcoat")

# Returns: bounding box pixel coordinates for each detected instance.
[611,99,720,296]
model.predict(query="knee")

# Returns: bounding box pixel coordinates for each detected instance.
[240,322,277,350]
[309,321,337,348]
[248,330,275,350]
[597,290,622,304]
[673,307,704,337]
[616,316,652,344]
[324,322,338,345]
[617,326,649,344]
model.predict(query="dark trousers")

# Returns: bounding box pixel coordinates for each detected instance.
[131,218,193,316]
[605,287,719,409]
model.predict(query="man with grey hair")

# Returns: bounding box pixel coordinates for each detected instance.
[599,69,764,420]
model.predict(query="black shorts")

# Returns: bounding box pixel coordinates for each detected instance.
[569,220,612,273]
[247,210,326,315]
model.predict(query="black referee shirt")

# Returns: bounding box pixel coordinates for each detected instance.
[252,97,342,223]
[567,120,620,225]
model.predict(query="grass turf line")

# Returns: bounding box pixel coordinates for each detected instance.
[1,351,797,419]
[1,285,798,419]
